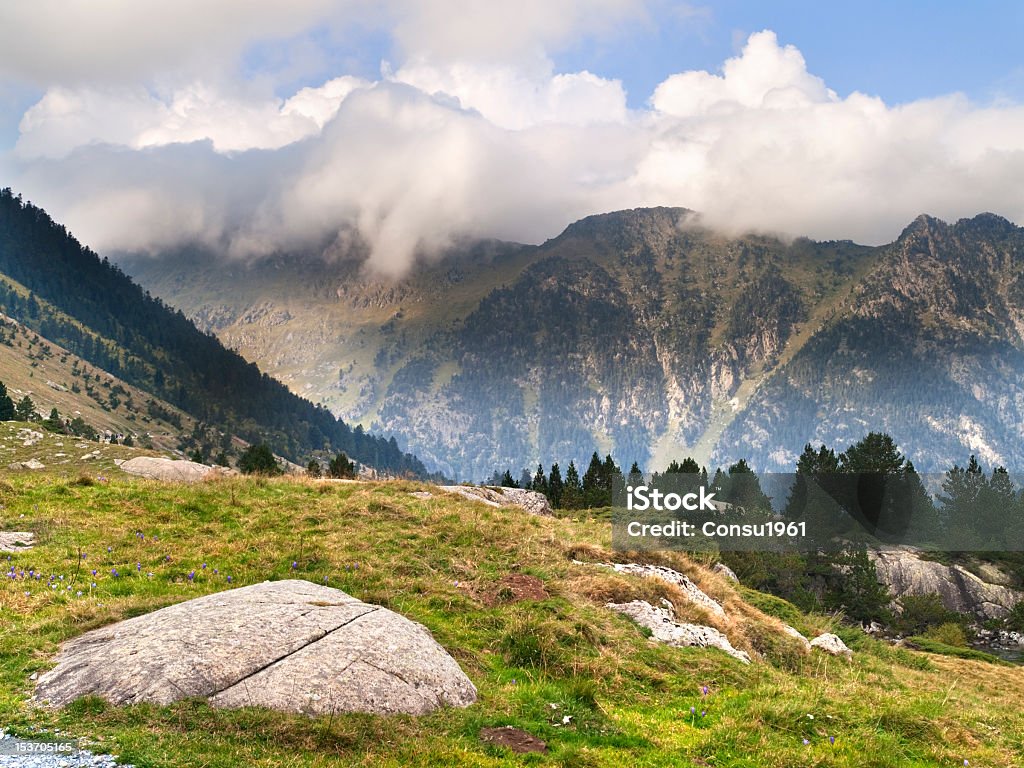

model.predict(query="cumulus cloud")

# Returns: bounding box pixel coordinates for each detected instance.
[6,21,1024,276]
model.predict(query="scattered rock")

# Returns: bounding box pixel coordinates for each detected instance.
[119,456,233,483]
[809,633,853,659]
[17,428,44,447]
[871,548,1023,619]
[479,726,548,754]
[781,625,812,652]
[34,580,477,716]
[597,562,726,618]
[0,532,35,552]
[409,491,433,499]
[439,486,553,516]
[80,450,101,461]
[607,599,750,664]
[7,458,45,470]
[712,562,739,582]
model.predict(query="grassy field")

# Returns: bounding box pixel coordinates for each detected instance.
[2,459,1024,766]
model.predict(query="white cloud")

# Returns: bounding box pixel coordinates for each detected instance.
[392,62,628,130]
[7,23,1024,277]
[651,30,835,116]
[0,0,342,86]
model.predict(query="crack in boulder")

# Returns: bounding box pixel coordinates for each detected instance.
[35,580,477,716]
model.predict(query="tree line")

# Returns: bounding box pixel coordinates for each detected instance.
[0,188,430,478]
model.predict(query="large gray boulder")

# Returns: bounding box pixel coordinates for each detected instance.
[871,548,1023,620]
[35,580,477,716]
[120,456,231,483]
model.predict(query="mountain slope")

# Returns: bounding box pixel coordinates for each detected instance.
[717,213,1024,471]
[127,207,887,478]
[0,187,428,476]
[0,310,191,453]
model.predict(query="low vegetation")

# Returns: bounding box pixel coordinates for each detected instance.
[2,456,1024,766]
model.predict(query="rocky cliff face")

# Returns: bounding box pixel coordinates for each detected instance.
[124,209,1024,479]
[871,549,1023,620]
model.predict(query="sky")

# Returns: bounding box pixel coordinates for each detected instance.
[1,1,1023,275]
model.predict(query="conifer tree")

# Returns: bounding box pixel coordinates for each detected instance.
[0,381,13,421]
[562,460,583,509]
[14,394,35,421]
[532,463,548,497]
[548,462,564,507]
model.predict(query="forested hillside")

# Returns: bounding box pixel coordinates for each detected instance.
[0,188,428,476]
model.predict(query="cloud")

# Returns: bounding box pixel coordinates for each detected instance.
[0,1,342,86]
[387,0,648,67]
[6,23,1024,277]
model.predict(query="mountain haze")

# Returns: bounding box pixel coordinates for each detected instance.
[133,205,1023,479]
[0,188,429,476]
[128,207,1024,479]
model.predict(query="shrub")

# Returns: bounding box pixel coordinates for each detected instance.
[923,622,969,647]
[895,594,964,635]
[237,443,283,475]
[1006,600,1024,633]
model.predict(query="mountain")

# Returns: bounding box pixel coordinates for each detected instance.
[0,311,192,453]
[122,207,1024,479]
[0,187,429,477]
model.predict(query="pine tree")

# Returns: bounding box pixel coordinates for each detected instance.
[532,463,548,497]
[500,469,517,488]
[238,443,282,475]
[548,462,564,507]
[14,394,35,421]
[328,452,356,479]
[42,407,63,432]
[0,381,14,421]
[562,460,583,509]
[724,459,771,510]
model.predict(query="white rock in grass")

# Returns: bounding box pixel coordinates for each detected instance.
[608,599,750,664]
[809,633,853,659]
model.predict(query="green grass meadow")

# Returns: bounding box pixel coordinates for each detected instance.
[2,465,1023,767]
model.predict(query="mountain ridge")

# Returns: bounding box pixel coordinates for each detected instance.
[121,207,1024,479]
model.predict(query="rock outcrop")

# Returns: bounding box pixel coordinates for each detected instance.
[781,625,812,652]
[438,486,553,516]
[871,548,1023,620]
[607,599,750,664]
[0,532,35,552]
[809,633,853,659]
[597,562,726,619]
[35,580,477,716]
[712,562,739,583]
[120,456,232,483]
